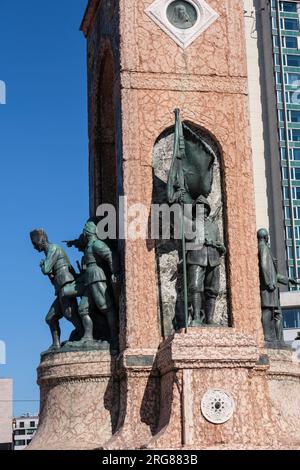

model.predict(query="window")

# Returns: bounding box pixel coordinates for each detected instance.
[282,166,289,179]
[26,440,32,445]
[285,36,298,49]
[27,429,35,435]
[292,129,300,142]
[278,109,284,122]
[293,245,300,258]
[286,226,293,239]
[291,110,300,122]
[294,149,300,160]
[283,309,300,329]
[282,2,298,13]
[287,72,300,85]
[284,186,289,199]
[288,246,294,259]
[296,187,300,199]
[289,267,295,278]
[280,128,286,141]
[30,421,35,428]
[19,422,24,428]
[285,206,292,219]
[15,440,26,446]
[293,206,300,218]
[276,71,282,84]
[295,168,300,179]
[287,91,293,103]
[287,55,300,67]
[274,53,282,66]
[14,429,25,436]
[284,19,299,31]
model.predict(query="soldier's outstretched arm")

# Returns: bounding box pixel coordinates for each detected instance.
[277,273,289,285]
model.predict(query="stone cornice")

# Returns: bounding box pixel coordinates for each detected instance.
[120,71,248,95]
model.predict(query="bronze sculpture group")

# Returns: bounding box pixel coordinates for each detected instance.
[30,221,119,353]
[31,107,299,352]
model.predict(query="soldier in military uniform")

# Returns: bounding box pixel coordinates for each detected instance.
[187,197,226,326]
[257,228,298,343]
[30,229,83,350]
[78,221,119,349]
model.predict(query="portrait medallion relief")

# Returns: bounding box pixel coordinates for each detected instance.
[145,0,219,49]
[167,1,198,29]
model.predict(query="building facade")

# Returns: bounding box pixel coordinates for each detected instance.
[0,378,12,450]
[12,414,38,450]
[245,0,300,342]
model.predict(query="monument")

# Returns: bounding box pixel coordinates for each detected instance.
[28,0,300,450]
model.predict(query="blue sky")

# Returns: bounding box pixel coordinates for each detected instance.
[0,0,89,415]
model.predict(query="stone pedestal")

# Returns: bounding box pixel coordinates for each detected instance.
[144,329,280,450]
[104,349,160,450]
[28,351,118,450]
[267,348,300,445]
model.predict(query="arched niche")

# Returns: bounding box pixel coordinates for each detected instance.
[94,48,117,209]
[152,122,229,337]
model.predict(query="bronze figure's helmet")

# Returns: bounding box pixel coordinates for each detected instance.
[257,228,269,241]
[83,221,97,236]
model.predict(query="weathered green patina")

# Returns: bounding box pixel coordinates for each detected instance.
[30,229,83,352]
[258,228,299,347]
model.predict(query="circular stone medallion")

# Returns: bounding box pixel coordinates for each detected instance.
[167,1,198,29]
[201,390,235,424]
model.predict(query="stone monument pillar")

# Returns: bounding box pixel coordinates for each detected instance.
[80,0,300,450]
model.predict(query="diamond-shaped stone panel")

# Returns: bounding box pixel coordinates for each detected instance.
[145,0,219,49]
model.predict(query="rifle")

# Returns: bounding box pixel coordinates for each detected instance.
[62,239,77,248]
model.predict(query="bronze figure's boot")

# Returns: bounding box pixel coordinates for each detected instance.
[190,292,205,326]
[205,297,218,326]
[49,323,61,350]
[81,314,94,341]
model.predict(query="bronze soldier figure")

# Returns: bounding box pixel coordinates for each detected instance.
[30,229,83,351]
[77,221,119,350]
[167,109,224,329]
[187,197,226,326]
[257,228,298,344]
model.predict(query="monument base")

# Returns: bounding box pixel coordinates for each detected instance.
[143,329,299,450]
[28,335,300,450]
[28,350,118,450]
[267,348,300,444]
